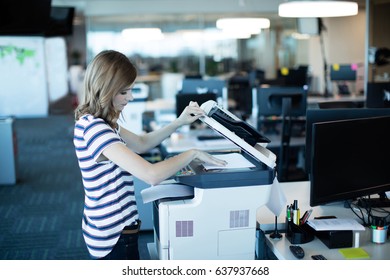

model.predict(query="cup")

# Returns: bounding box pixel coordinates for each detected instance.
[371,227,388,244]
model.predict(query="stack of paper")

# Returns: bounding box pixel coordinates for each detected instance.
[202,153,255,170]
[307,218,365,231]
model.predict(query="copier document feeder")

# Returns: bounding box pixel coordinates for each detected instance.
[147,100,277,260]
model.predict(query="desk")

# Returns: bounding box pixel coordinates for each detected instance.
[256,181,390,260]
[265,230,390,260]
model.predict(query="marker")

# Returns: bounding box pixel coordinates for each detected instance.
[293,208,299,225]
[295,208,300,225]
[292,200,300,225]
[286,205,291,221]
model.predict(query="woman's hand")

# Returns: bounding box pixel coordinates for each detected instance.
[176,101,205,126]
[193,150,227,167]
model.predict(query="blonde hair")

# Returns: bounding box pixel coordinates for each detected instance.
[75,50,137,128]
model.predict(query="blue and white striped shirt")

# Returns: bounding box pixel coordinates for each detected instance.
[74,114,138,259]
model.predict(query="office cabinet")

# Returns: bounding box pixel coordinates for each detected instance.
[0,118,18,185]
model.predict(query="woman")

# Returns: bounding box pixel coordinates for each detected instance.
[73,50,226,260]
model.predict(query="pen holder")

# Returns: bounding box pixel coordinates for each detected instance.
[286,220,314,245]
[371,227,388,244]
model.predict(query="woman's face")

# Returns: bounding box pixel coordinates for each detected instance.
[113,85,134,112]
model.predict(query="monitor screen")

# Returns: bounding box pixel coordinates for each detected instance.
[330,64,357,81]
[180,78,226,98]
[257,86,308,117]
[310,116,390,207]
[0,0,51,36]
[305,108,390,174]
[277,66,308,87]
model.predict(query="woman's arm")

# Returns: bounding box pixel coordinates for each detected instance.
[119,101,205,154]
[102,142,226,186]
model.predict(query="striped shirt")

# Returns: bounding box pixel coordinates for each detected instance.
[73,114,138,259]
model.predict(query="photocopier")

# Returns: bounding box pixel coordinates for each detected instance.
[145,100,278,260]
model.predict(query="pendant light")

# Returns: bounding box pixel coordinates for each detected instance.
[278,1,358,18]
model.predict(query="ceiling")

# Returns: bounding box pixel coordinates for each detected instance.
[51,0,389,31]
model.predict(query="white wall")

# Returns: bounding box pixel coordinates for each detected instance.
[304,11,366,94]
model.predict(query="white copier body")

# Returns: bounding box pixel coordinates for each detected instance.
[148,101,277,260]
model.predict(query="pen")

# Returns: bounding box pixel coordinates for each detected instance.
[287,206,291,221]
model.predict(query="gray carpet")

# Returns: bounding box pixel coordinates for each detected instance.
[0,96,152,259]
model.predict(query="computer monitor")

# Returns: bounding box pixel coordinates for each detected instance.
[257,86,308,117]
[329,64,357,81]
[310,115,390,207]
[277,66,309,87]
[180,78,226,98]
[305,108,390,176]
[366,82,390,108]
[0,0,51,35]
[175,93,217,117]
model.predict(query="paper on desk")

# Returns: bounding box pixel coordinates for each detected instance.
[202,153,255,170]
[307,218,365,231]
[140,181,194,203]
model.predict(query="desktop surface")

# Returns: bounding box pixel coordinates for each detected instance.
[265,229,390,260]
[257,181,390,260]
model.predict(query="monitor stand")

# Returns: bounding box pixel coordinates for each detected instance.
[337,83,350,95]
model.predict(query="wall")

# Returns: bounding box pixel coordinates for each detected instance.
[303,11,366,94]
[371,2,390,81]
